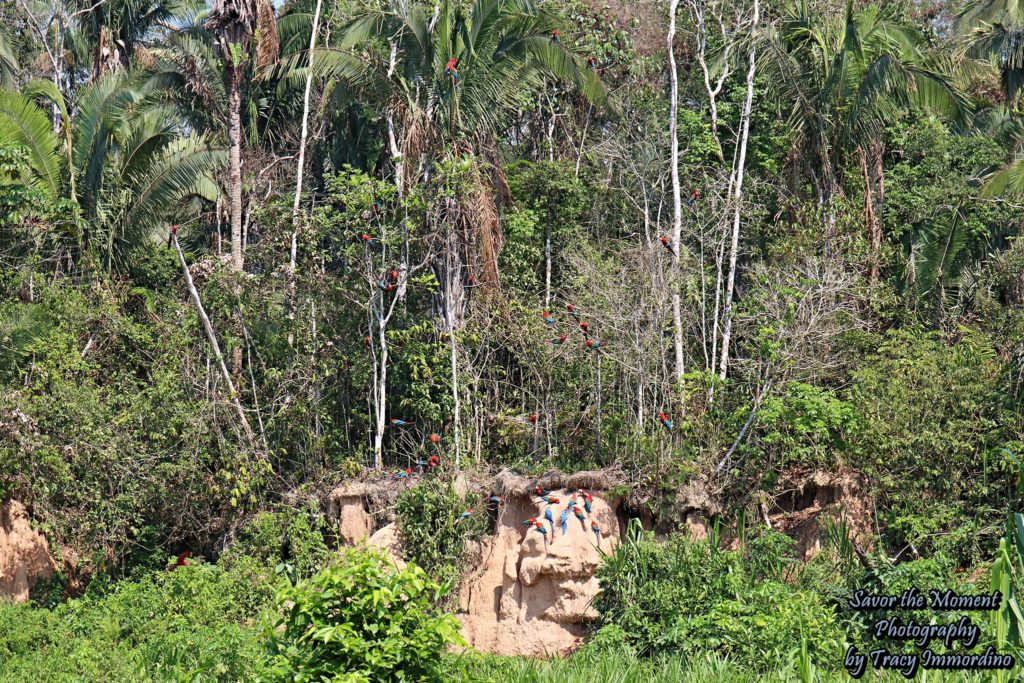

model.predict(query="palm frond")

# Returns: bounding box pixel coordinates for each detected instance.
[0,90,63,200]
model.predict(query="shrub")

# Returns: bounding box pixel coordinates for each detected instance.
[265,546,465,682]
[592,522,843,671]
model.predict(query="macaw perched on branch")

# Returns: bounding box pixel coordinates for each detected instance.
[585,340,602,351]
[458,508,473,523]
[359,233,376,244]
[551,29,560,43]
[543,506,555,534]
[549,334,568,345]
[591,520,601,545]
[166,224,177,248]
[427,454,440,469]
[541,311,556,328]
[429,433,441,444]
[687,189,700,208]
[579,321,589,337]
[389,418,414,426]
[566,303,579,320]
[587,55,595,70]
[659,235,677,256]
[658,411,673,432]
[394,467,412,478]
[364,335,371,349]
[488,495,505,504]
[573,505,586,528]
[378,279,395,292]
[444,57,460,83]
[558,507,570,535]
[528,413,537,424]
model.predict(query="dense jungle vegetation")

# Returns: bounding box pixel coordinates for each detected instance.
[2,0,1024,679]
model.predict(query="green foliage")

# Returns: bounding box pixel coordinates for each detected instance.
[266,546,465,683]
[756,382,860,469]
[0,557,274,682]
[593,522,843,670]
[222,506,332,579]
[395,479,481,595]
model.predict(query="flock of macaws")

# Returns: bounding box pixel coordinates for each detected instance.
[521,486,601,547]
[393,431,443,478]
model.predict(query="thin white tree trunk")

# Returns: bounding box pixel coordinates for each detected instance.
[668,0,686,398]
[718,0,759,382]
[374,324,387,470]
[287,0,323,347]
[172,230,257,449]
[449,307,461,469]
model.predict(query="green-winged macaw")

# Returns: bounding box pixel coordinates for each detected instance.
[658,411,673,432]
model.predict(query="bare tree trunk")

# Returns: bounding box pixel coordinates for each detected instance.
[172,230,257,449]
[863,141,884,285]
[287,0,323,347]
[373,324,387,470]
[668,0,686,401]
[718,0,759,382]
[226,65,244,273]
[449,308,461,469]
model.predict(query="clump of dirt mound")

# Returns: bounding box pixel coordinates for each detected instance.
[457,488,619,656]
[767,470,872,560]
[347,469,622,657]
[0,501,56,602]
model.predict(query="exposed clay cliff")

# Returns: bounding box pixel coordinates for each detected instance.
[0,501,56,602]
[327,466,872,657]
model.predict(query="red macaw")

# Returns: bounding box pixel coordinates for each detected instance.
[659,235,677,256]
[590,520,601,544]
[534,520,548,540]
[579,321,589,336]
[573,505,586,527]
[687,189,700,208]
[395,468,412,478]
[539,495,560,506]
[587,56,595,70]
[364,335,371,349]
[429,433,441,444]
[390,269,399,282]
[521,517,539,528]
[444,57,460,83]
[359,233,376,244]
[389,418,414,426]
[566,303,579,320]
[378,279,395,292]
[551,29,560,43]
[169,550,191,571]
[586,340,602,351]
[528,413,537,424]
[427,454,440,469]
[658,411,673,432]
[458,508,473,523]
[578,490,593,513]
[534,486,549,496]
[541,311,556,328]
[166,224,177,249]
[550,334,568,345]
[488,495,505,504]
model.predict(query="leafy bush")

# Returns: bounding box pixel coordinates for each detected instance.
[222,505,332,578]
[0,556,273,681]
[266,546,465,682]
[592,522,843,671]
[394,479,481,595]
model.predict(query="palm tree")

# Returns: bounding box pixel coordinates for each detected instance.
[0,27,19,88]
[315,0,605,290]
[74,0,197,80]
[0,75,224,270]
[764,0,966,280]
[206,0,278,273]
